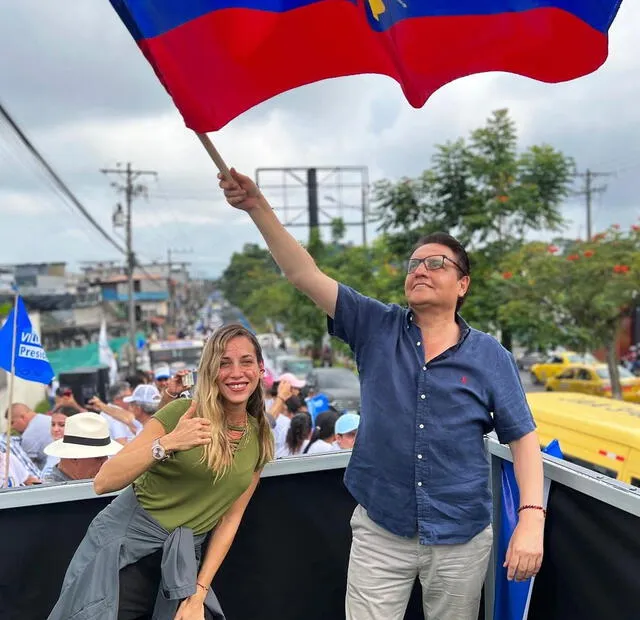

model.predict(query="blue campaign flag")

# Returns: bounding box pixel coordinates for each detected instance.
[306,393,330,425]
[0,296,55,384]
[494,440,563,620]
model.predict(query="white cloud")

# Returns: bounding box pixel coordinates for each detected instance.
[0,1,637,275]
[0,191,50,215]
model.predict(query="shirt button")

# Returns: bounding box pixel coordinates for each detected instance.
[422,365,427,371]
[416,341,421,346]
[417,454,423,459]
[417,482,423,487]
[420,394,426,400]
[419,424,424,429]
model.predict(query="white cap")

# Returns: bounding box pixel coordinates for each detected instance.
[123,384,162,405]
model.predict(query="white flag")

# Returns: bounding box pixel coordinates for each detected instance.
[98,319,118,385]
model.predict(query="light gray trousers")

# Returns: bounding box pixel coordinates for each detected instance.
[346,505,492,620]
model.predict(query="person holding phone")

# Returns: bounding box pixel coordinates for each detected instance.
[47,324,275,620]
[158,369,196,408]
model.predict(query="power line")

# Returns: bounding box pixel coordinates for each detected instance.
[0,100,126,255]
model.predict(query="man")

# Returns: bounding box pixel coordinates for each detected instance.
[0,434,41,487]
[122,384,162,428]
[334,413,360,450]
[220,169,544,620]
[9,403,52,470]
[154,367,171,392]
[43,412,122,483]
[0,450,33,487]
[87,382,138,445]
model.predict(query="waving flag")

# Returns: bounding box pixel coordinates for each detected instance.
[109,0,622,131]
[98,318,118,385]
[494,439,563,620]
[0,296,55,385]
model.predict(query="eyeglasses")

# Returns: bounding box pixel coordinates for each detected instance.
[407,255,466,275]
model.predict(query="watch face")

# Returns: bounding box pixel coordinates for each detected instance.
[152,443,165,460]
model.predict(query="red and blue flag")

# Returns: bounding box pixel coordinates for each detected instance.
[109,0,623,132]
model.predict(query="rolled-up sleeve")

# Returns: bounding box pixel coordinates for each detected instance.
[327,284,392,355]
[491,347,536,444]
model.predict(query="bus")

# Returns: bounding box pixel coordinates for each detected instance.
[148,339,205,373]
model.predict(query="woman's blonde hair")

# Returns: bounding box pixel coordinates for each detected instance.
[195,324,274,477]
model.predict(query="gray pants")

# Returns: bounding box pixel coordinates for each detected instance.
[346,505,493,620]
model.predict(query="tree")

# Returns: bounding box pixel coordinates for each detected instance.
[218,244,280,310]
[498,225,640,399]
[330,218,347,244]
[373,109,575,345]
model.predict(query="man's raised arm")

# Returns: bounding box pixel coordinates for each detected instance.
[219,168,338,318]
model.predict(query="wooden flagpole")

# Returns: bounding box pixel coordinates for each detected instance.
[3,290,19,488]
[195,133,232,180]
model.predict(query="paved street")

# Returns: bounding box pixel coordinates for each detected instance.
[520,369,544,394]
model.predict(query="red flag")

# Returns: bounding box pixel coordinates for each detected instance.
[109,1,623,131]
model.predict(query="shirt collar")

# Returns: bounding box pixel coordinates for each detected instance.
[406,308,471,341]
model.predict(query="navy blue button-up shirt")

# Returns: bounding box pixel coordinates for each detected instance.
[329,284,535,545]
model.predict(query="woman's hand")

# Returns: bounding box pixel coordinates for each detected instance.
[162,401,212,452]
[174,594,206,620]
[277,380,292,402]
[218,168,263,212]
[165,370,190,397]
[86,396,107,412]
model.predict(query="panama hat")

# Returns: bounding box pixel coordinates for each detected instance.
[44,412,123,459]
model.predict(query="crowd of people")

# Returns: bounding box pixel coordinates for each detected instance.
[1,364,358,488]
[2,165,545,620]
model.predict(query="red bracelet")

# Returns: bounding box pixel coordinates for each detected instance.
[518,505,546,518]
[196,581,209,593]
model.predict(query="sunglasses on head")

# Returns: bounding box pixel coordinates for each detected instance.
[407,255,466,275]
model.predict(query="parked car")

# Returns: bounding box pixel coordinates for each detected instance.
[530,351,599,385]
[305,367,360,413]
[545,364,640,403]
[274,355,314,378]
[516,350,546,371]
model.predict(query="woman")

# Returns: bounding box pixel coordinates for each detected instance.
[279,412,312,457]
[47,324,274,620]
[303,411,339,455]
[41,405,79,480]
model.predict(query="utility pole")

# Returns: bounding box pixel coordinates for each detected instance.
[102,162,157,371]
[166,248,192,329]
[307,168,319,243]
[167,248,173,328]
[574,169,613,240]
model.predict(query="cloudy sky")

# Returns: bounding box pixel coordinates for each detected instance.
[0,2,637,278]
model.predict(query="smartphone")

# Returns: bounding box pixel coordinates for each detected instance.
[181,371,196,388]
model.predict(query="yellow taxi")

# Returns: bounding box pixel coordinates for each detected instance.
[545,363,640,403]
[527,392,640,486]
[530,351,598,384]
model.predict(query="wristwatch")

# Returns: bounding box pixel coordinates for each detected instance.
[152,438,170,462]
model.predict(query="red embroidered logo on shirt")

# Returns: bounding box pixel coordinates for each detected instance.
[461,376,468,384]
